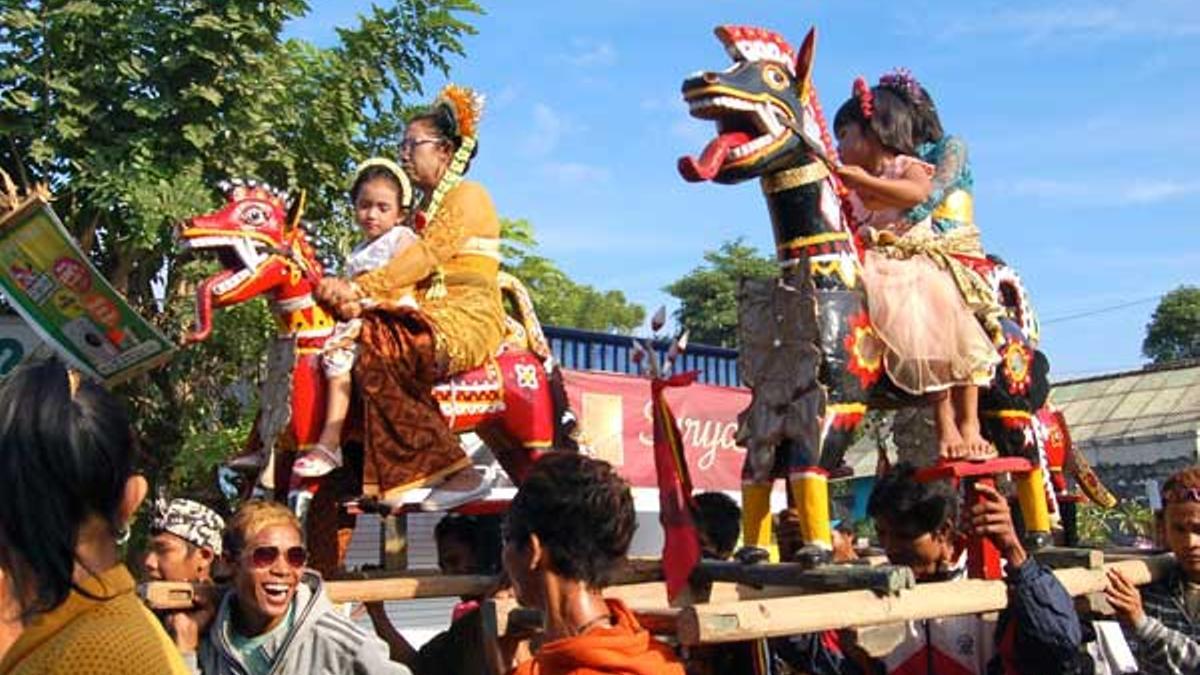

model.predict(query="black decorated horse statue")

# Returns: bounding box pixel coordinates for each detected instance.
[678,25,1112,563]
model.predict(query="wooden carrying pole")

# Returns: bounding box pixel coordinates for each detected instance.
[676,555,1173,645]
[325,574,497,604]
[323,557,664,604]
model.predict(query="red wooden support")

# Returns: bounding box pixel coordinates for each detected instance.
[915,457,1034,581]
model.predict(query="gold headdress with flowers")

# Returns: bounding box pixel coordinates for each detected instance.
[422,84,485,299]
[423,84,485,224]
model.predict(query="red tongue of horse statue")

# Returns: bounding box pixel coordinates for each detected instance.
[677,131,751,182]
[186,275,218,344]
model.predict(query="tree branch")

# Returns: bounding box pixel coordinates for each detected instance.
[5,136,29,191]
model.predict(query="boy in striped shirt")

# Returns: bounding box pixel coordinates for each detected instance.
[1106,466,1200,674]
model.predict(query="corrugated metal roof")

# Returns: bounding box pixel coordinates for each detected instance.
[1053,361,1200,446]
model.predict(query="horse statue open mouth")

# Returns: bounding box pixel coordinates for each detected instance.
[679,25,1113,563]
[178,178,571,573]
[179,180,313,344]
[679,26,830,185]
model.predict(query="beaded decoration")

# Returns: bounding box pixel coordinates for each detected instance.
[853,76,874,119]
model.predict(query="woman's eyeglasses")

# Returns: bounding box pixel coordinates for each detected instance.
[399,137,443,153]
[247,545,308,569]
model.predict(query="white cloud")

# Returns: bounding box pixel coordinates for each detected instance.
[992,177,1200,205]
[940,2,1200,42]
[540,161,611,186]
[1122,180,1200,204]
[489,85,518,109]
[560,39,617,68]
[520,103,567,157]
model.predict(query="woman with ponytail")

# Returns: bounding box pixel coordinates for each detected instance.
[0,359,187,674]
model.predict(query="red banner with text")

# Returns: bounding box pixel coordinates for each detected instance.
[562,369,749,491]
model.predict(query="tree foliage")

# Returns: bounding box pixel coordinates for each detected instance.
[1143,285,1200,364]
[500,218,644,334]
[664,238,776,347]
[0,0,481,495]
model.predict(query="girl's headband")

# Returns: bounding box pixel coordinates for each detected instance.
[353,157,413,209]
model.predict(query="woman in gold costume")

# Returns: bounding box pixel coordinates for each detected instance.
[318,85,502,510]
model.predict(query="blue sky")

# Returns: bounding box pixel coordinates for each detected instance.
[289,1,1200,380]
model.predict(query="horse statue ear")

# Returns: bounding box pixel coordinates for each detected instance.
[286,189,307,233]
[794,27,817,103]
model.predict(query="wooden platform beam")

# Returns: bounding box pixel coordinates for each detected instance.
[694,561,915,595]
[325,557,664,602]
[676,555,1172,645]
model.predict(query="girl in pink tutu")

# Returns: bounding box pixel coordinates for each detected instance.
[834,78,999,460]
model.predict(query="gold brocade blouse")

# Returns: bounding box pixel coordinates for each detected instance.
[356,180,505,374]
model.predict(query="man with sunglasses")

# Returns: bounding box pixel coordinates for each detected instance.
[173,500,409,674]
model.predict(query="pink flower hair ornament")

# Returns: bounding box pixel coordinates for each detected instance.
[878,67,924,103]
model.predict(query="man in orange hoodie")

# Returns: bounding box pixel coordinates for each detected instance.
[501,453,685,675]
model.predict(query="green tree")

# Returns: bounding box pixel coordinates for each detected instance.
[0,0,481,495]
[664,238,776,347]
[1143,285,1200,364]
[500,218,644,333]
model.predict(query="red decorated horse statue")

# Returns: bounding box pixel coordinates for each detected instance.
[179,179,566,572]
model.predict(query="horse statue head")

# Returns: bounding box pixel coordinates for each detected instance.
[679,26,836,185]
[179,179,325,343]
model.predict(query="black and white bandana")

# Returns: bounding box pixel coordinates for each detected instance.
[151,498,225,555]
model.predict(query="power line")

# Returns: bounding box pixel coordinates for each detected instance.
[1042,294,1164,325]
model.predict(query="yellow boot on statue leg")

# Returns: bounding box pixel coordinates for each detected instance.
[1015,466,1053,549]
[736,481,777,564]
[787,468,833,566]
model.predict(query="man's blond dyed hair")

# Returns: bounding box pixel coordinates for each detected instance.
[222,499,302,558]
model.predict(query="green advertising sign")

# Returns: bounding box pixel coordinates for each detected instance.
[0,197,174,384]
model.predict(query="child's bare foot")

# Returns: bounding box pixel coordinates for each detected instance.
[935,392,964,460]
[938,428,966,460]
[956,420,997,461]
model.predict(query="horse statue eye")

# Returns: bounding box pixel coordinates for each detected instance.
[762,64,789,91]
[242,207,266,225]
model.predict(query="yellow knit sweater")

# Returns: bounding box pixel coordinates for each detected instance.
[0,565,188,675]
